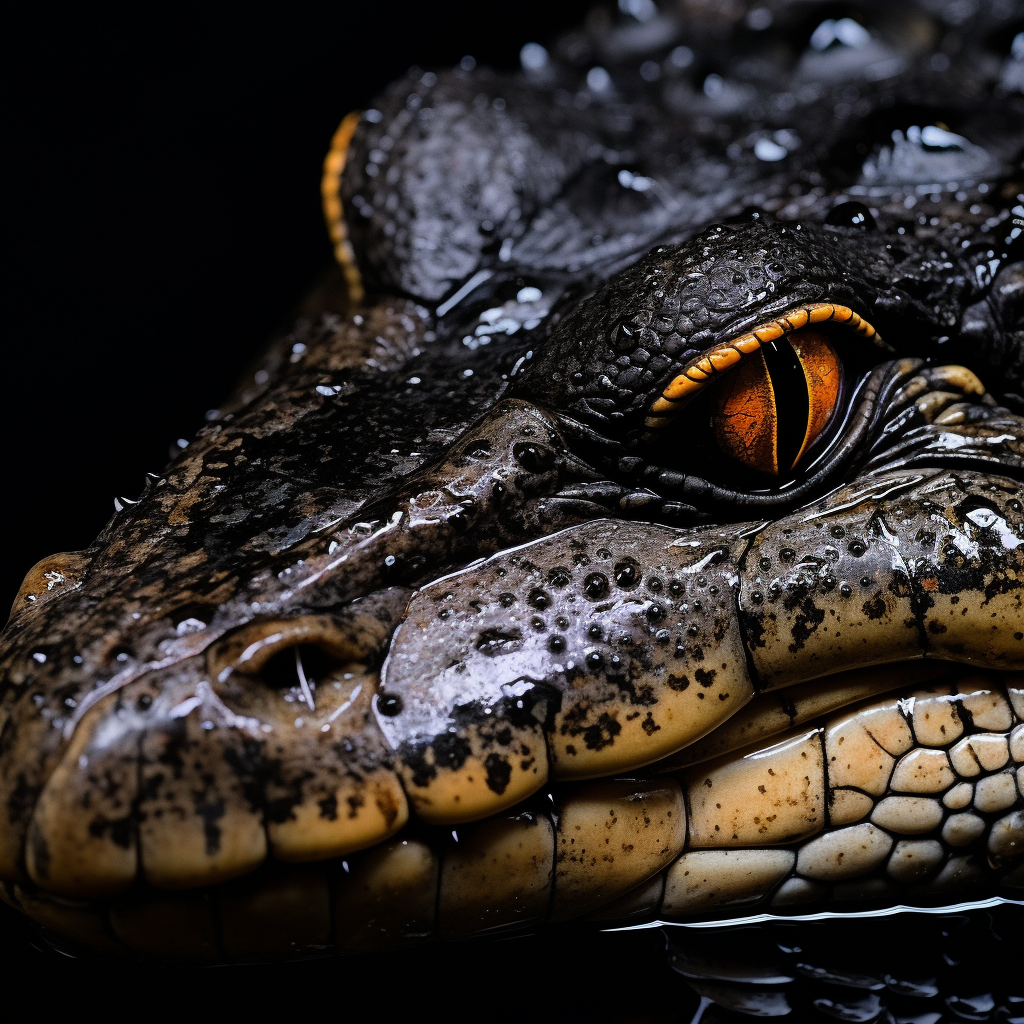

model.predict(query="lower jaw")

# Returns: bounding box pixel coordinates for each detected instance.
[4,666,1021,962]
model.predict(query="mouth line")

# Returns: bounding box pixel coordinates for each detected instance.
[5,658,1014,960]
[642,302,884,439]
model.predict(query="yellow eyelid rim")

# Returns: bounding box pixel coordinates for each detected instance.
[322,110,365,307]
[643,302,881,438]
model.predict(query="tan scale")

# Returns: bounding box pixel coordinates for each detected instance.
[870,795,943,834]
[268,756,409,861]
[584,873,665,923]
[824,696,913,795]
[399,720,550,826]
[829,788,875,825]
[772,876,827,906]
[949,733,1010,776]
[955,677,1014,730]
[218,867,332,958]
[941,812,985,847]
[739,474,1024,690]
[7,550,91,621]
[901,364,986,425]
[544,540,755,780]
[1010,724,1023,763]
[943,782,973,809]
[1008,680,1024,720]
[915,529,1024,665]
[889,747,955,793]
[662,849,794,916]
[24,691,141,898]
[0,683,89,883]
[911,687,966,746]
[923,854,984,892]
[685,727,826,847]
[795,823,893,881]
[973,770,1018,813]
[438,810,554,938]
[136,678,268,890]
[658,662,950,771]
[988,809,1023,859]
[379,521,754,820]
[108,891,219,959]
[886,839,944,883]
[334,838,438,951]
[740,558,926,692]
[550,778,686,921]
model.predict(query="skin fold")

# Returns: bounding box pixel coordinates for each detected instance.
[1,0,1022,960]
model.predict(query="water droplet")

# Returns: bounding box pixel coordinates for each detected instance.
[377,693,403,717]
[614,562,639,588]
[754,137,788,162]
[587,66,612,93]
[520,42,548,72]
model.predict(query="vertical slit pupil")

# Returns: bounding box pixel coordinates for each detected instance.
[760,339,810,471]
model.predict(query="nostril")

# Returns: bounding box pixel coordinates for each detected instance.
[261,643,341,700]
[208,615,367,683]
[206,609,402,724]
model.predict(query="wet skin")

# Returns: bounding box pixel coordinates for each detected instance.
[0,0,1022,958]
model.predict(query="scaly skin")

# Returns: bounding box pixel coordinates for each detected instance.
[1,0,1022,959]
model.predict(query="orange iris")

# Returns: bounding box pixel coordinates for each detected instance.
[710,329,840,476]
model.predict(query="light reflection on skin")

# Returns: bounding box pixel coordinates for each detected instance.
[608,895,1022,932]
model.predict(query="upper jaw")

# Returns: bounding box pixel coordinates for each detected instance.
[6,448,1024,899]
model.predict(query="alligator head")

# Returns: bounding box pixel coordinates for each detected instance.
[1,0,1022,957]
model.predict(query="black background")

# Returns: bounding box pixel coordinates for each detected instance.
[3,0,593,609]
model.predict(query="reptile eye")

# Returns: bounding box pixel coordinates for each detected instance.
[709,329,840,476]
[644,302,883,478]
